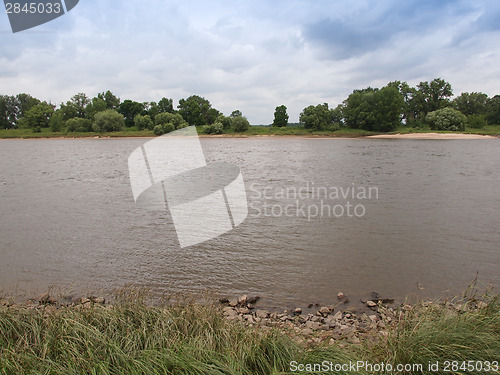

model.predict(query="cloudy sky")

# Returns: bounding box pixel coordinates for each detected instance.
[1,0,500,124]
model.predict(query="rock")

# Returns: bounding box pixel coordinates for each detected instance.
[255,309,269,319]
[247,303,255,310]
[302,328,314,336]
[238,307,250,315]
[337,292,346,300]
[81,298,91,305]
[318,306,331,315]
[228,299,238,307]
[247,296,261,304]
[294,307,302,315]
[238,295,248,305]
[366,300,377,308]
[477,301,488,309]
[368,314,379,323]
[94,297,105,305]
[333,311,343,320]
[305,321,322,330]
[307,303,314,308]
[218,298,229,304]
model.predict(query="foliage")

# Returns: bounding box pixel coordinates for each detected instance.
[155,112,188,130]
[92,110,124,132]
[84,97,107,120]
[453,92,488,116]
[342,86,403,131]
[230,110,242,118]
[66,117,93,132]
[231,115,250,132]
[426,107,466,131]
[0,95,18,129]
[467,114,487,129]
[97,90,121,110]
[216,114,232,129]
[178,95,220,126]
[49,109,65,132]
[153,123,175,135]
[119,100,145,127]
[486,95,500,125]
[134,114,154,130]
[272,105,289,127]
[299,103,334,131]
[202,121,224,134]
[22,102,54,128]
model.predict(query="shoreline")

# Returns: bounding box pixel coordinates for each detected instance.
[0,132,498,140]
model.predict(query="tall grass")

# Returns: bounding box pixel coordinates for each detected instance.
[0,290,498,374]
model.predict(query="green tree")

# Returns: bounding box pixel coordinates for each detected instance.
[66,117,93,132]
[92,110,124,132]
[134,114,154,130]
[15,93,40,120]
[0,95,18,129]
[216,115,231,130]
[300,103,335,131]
[157,97,174,113]
[155,112,188,130]
[178,95,219,126]
[23,102,54,128]
[119,100,145,127]
[231,115,250,132]
[85,97,107,120]
[97,90,120,110]
[68,93,90,118]
[413,78,453,119]
[272,105,289,127]
[49,109,65,132]
[426,107,466,131]
[230,110,242,118]
[453,92,489,116]
[485,95,500,125]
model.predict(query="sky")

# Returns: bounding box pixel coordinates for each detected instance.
[1,0,500,124]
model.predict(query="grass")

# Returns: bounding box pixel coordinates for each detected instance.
[2,124,498,139]
[0,290,498,374]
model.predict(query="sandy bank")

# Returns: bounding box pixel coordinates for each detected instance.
[366,133,497,139]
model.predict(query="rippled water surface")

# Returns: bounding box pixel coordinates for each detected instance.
[0,138,498,307]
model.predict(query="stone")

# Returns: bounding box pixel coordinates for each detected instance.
[255,309,269,319]
[305,321,322,330]
[337,292,346,300]
[247,303,255,310]
[367,300,377,308]
[94,297,105,304]
[238,295,248,305]
[333,311,343,320]
[218,298,229,304]
[318,306,331,315]
[368,314,379,323]
[294,307,302,315]
[228,299,238,307]
[237,307,250,315]
[247,296,261,304]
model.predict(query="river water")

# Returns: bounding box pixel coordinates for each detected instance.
[0,137,498,308]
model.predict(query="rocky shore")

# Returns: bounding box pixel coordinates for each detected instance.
[1,290,491,347]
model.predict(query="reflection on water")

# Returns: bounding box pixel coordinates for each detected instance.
[0,138,498,307]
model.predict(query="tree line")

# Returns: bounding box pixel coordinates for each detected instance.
[1,78,499,134]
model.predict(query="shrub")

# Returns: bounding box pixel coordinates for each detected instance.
[426,107,466,131]
[155,113,187,129]
[231,116,250,132]
[153,123,175,136]
[467,114,487,129]
[134,114,154,130]
[216,115,232,130]
[66,118,92,132]
[202,122,224,134]
[93,110,124,132]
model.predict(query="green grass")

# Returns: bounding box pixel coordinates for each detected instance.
[1,290,498,374]
[1,124,499,139]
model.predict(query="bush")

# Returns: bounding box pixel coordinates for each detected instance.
[231,116,250,132]
[467,114,487,129]
[134,114,154,130]
[426,107,466,131]
[93,110,124,132]
[202,122,224,134]
[66,118,92,132]
[153,123,175,136]
[31,126,41,133]
[155,113,187,129]
[216,115,232,130]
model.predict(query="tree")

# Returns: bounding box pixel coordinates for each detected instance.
[342,86,403,131]
[15,93,40,120]
[68,93,90,118]
[413,78,453,119]
[300,104,330,130]
[97,90,120,110]
[66,117,92,132]
[134,114,154,130]
[49,109,65,131]
[85,97,107,120]
[486,95,500,125]
[0,95,18,129]
[92,110,124,132]
[230,110,242,118]
[453,92,489,116]
[155,112,188,130]
[216,114,231,130]
[426,107,466,131]
[119,100,145,127]
[157,97,174,113]
[272,105,289,127]
[177,95,219,126]
[22,102,54,128]
[231,115,250,132]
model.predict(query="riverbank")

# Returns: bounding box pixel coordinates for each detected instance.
[1,289,498,374]
[1,125,499,139]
